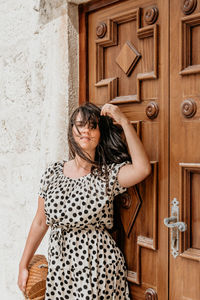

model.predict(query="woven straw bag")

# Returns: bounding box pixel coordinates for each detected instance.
[25,254,48,300]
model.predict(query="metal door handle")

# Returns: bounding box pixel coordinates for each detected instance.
[164,216,187,232]
[164,198,187,258]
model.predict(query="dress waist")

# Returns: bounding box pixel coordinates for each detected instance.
[49,223,106,260]
[50,223,105,234]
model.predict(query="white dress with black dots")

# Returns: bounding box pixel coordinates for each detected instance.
[38,160,130,300]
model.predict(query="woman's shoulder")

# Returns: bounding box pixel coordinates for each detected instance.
[43,160,65,174]
[106,160,130,172]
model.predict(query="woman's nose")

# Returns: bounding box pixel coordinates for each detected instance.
[82,124,90,132]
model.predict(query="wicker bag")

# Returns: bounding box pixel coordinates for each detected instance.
[25,255,48,300]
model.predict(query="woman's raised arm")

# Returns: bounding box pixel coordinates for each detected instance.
[101,103,151,187]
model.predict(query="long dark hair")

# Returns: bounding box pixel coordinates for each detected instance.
[68,102,131,175]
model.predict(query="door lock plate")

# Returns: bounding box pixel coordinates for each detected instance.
[164,198,187,258]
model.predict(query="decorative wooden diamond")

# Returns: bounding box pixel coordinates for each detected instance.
[115,41,141,76]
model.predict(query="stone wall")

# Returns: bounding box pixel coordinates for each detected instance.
[0,0,89,298]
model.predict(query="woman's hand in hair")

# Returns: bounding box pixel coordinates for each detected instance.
[100,104,128,126]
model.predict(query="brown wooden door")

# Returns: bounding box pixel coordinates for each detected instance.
[79,0,200,299]
[169,1,200,299]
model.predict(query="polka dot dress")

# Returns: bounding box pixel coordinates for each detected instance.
[38,160,130,300]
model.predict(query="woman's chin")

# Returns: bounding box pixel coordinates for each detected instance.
[79,144,96,154]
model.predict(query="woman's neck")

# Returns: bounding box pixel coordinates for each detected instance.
[74,155,93,172]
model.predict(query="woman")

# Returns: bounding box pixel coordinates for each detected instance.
[18,103,151,299]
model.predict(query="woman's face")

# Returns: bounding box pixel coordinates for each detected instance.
[72,112,101,154]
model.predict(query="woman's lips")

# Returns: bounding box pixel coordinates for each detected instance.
[80,136,90,140]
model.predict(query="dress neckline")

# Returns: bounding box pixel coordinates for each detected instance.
[61,160,91,181]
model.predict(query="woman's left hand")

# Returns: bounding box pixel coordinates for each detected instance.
[100,103,128,126]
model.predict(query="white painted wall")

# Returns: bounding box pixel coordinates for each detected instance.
[0,0,89,298]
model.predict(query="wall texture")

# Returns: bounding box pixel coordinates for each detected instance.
[0,0,89,298]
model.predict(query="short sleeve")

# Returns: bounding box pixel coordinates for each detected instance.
[108,161,130,197]
[38,163,55,200]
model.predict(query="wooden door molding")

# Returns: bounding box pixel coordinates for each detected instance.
[125,161,158,285]
[180,12,200,75]
[179,163,200,261]
[79,4,158,105]
[79,0,129,104]
[94,9,158,104]
[79,0,127,13]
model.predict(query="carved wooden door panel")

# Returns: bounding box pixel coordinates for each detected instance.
[169,1,200,299]
[79,0,168,299]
